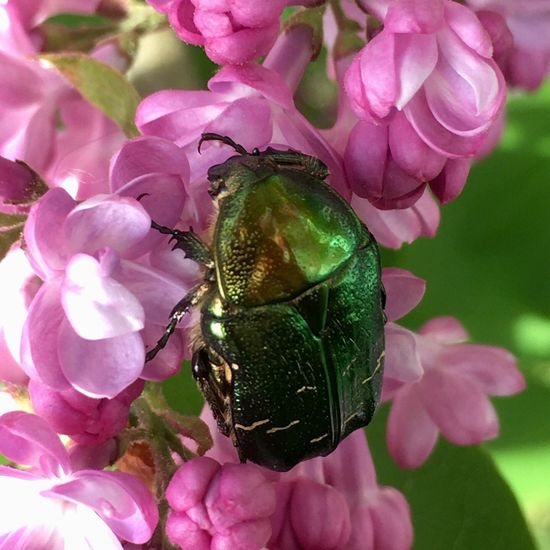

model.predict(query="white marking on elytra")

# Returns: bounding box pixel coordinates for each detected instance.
[344,412,360,425]
[296,385,316,394]
[234,419,270,431]
[362,350,385,385]
[266,420,300,434]
[310,433,328,444]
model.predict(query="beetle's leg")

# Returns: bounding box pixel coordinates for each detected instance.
[263,149,329,180]
[145,282,211,362]
[199,133,249,156]
[192,347,232,437]
[150,220,213,268]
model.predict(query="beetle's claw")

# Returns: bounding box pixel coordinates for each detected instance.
[199,133,249,156]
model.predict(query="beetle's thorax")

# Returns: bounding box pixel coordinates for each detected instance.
[208,155,277,199]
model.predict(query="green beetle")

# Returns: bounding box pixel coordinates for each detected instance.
[147,133,385,471]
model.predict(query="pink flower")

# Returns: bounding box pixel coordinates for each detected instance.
[147,0,286,65]
[382,267,426,388]
[381,268,525,468]
[0,52,125,200]
[0,246,40,385]
[0,2,126,201]
[469,0,550,90]
[345,0,506,208]
[20,138,194,397]
[201,407,413,550]
[350,189,440,248]
[325,55,441,244]
[0,0,100,56]
[270,431,413,550]
[345,115,472,208]
[138,27,438,248]
[387,316,525,468]
[269,477,351,550]
[29,379,144,444]
[0,411,158,548]
[137,27,350,202]
[166,456,276,550]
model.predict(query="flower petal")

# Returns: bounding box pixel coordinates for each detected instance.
[345,121,388,199]
[0,411,70,475]
[382,268,426,321]
[388,112,446,180]
[321,430,377,494]
[385,0,444,33]
[46,470,158,544]
[0,467,64,549]
[136,90,227,145]
[167,457,220,512]
[352,187,440,249]
[60,505,123,550]
[204,97,273,153]
[117,260,192,327]
[345,32,397,120]
[394,33,438,109]
[387,384,439,468]
[290,478,351,550]
[404,89,486,157]
[61,254,145,340]
[421,368,499,445]
[141,323,185,380]
[429,157,471,203]
[58,319,144,398]
[384,323,424,384]
[24,188,75,279]
[21,280,71,390]
[64,195,151,260]
[368,486,414,550]
[418,316,468,343]
[110,136,190,192]
[445,1,493,58]
[440,344,525,396]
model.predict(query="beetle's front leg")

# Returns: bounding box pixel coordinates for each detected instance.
[265,149,329,180]
[151,220,213,268]
[145,282,211,362]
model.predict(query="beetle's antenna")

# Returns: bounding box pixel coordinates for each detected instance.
[199,133,249,156]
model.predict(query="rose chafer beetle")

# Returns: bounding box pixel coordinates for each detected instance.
[147,133,386,471]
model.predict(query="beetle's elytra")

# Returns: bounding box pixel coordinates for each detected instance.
[147,133,386,471]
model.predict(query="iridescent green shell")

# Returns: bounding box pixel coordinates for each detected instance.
[197,164,385,471]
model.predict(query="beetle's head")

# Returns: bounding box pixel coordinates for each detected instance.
[200,133,272,199]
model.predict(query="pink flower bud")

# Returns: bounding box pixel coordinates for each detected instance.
[269,479,351,549]
[29,378,144,444]
[468,0,550,90]
[166,457,276,550]
[345,0,506,161]
[147,0,286,65]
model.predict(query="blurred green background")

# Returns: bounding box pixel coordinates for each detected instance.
[145,29,550,548]
[383,81,550,549]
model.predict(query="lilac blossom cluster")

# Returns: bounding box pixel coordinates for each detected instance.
[0,0,540,547]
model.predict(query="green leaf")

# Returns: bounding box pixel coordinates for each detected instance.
[367,406,536,550]
[40,22,119,53]
[162,362,205,417]
[40,53,141,137]
[0,213,25,261]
